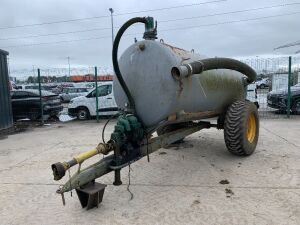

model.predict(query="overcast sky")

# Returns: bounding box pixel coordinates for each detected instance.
[0,0,299,77]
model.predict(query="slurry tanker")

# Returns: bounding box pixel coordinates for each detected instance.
[51,17,259,210]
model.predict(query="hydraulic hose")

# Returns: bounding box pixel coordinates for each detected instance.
[171,57,257,83]
[112,17,148,112]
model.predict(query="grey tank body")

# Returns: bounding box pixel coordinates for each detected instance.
[113,40,246,128]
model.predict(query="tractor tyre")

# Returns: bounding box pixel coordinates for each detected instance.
[224,100,259,156]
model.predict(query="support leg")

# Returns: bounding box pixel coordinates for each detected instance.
[113,169,122,186]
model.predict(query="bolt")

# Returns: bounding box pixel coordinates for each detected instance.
[138,43,145,51]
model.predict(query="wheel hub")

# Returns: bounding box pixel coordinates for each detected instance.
[79,111,86,118]
[247,113,256,143]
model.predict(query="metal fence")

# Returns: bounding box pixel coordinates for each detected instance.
[10,66,113,123]
[37,66,112,123]
[10,56,300,123]
[240,56,300,119]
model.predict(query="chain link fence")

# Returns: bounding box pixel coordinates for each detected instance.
[240,56,300,119]
[10,66,113,123]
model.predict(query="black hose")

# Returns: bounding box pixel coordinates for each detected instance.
[112,17,148,112]
[101,114,119,143]
[171,57,257,83]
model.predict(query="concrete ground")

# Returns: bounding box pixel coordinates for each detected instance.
[0,119,299,225]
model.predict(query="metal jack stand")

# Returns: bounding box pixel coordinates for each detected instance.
[113,169,122,186]
[76,181,107,210]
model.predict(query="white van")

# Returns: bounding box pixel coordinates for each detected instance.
[68,82,118,120]
[68,81,258,120]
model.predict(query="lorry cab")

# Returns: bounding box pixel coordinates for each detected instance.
[68,82,118,120]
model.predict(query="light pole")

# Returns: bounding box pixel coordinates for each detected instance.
[67,57,70,76]
[109,8,114,46]
[32,65,36,84]
[67,56,70,81]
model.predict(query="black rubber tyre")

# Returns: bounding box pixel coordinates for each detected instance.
[224,100,259,156]
[29,112,40,121]
[29,109,40,121]
[292,99,300,115]
[77,107,90,120]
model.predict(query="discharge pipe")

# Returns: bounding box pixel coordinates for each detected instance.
[171,58,257,83]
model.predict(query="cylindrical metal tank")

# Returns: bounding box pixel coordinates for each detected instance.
[0,49,13,134]
[113,40,246,128]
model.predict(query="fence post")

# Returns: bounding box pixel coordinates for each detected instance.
[287,56,292,118]
[95,66,99,123]
[37,69,44,124]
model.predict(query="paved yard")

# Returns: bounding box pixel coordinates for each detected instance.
[0,119,299,225]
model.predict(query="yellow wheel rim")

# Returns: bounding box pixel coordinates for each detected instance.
[247,113,256,143]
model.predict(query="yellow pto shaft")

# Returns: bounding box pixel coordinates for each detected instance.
[74,144,107,164]
[51,143,112,181]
